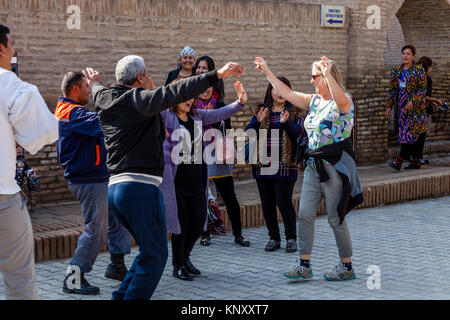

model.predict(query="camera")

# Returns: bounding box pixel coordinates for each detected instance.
[11,52,18,76]
[438,102,448,113]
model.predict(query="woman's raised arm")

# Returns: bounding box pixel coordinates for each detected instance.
[254,57,310,110]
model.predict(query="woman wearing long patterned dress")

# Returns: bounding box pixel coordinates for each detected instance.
[386,45,427,170]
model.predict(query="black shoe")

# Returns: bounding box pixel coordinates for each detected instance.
[265,239,281,252]
[63,270,100,295]
[184,259,201,276]
[173,266,194,281]
[389,160,402,171]
[234,236,250,247]
[105,254,128,281]
[285,239,297,253]
[405,163,421,169]
[419,159,430,165]
[200,235,211,246]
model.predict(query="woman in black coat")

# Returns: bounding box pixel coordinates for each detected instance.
[165,46,196,85]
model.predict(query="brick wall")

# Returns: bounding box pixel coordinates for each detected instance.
[386,16,405,68]
[385,15,405,145]
[1,0,449,205]
[396,0,450,143]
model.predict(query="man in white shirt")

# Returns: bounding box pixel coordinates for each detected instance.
[0,24,58,300]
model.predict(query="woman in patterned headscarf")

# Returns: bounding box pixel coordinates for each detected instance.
[165,46,196,85]
[386,45,427,170]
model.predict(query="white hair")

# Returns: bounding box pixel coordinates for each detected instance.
[115,55,146,85]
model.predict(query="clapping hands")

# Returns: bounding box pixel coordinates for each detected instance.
[280,110,289,123]
[257,107,269,123]
[234,81,248,104]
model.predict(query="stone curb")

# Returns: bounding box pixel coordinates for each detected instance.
[388,140,450,160]
[33,172,450,262]
[220,172,450,230]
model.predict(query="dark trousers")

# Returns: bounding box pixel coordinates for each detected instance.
[399,142,421,161]
[256,179,297,241]
[416,132,427,159]
[212,176,242,237]
[171,190,207,268]
[108,182,168,300]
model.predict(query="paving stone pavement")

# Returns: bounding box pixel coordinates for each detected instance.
[28,162,450,237]
[1,196,450,300]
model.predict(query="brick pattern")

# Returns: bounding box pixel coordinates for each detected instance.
[385,16,405,68]
[0,0,448,204]
[5,196,450,300]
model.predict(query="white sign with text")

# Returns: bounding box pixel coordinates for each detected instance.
[321,5,346,28]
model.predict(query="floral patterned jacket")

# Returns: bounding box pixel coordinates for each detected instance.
[386,64,427,135]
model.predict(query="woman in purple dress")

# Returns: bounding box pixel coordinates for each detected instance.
[386,45,427,170]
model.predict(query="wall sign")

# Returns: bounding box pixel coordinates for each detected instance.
[321,5,346,28]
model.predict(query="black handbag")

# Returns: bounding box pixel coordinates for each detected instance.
[15,149,41,192]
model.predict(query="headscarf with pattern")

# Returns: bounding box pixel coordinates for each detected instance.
[179,46,196,59]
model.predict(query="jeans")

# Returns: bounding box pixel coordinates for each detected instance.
[298,162,353,258]
[68,181,131,273]
[109,182,168,300]
[0,192,38,300]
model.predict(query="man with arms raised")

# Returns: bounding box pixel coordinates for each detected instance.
[83,55,243,300]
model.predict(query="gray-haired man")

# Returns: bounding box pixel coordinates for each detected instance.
[83,55,244,300]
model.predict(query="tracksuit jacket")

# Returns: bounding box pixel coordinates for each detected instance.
[54,97,109,184]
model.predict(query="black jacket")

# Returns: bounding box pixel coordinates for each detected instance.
[92,71,219,178]
[165,69,180,85]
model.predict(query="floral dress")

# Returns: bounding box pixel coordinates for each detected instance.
[304,94,354,150]
[386,64,427,144]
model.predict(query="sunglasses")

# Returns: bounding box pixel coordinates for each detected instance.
[311,74,322,81]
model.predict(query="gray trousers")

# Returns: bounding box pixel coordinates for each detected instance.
[298,162,353,258]
[68,182,132,273]
[0,192,38,300]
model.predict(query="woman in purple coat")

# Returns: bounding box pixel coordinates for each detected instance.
[159,81,247,281]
